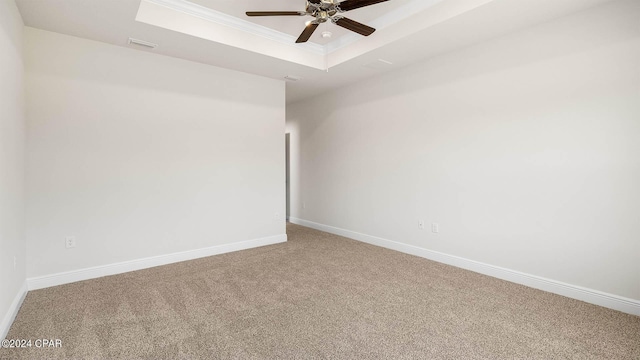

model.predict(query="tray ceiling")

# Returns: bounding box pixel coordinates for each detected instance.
[16,0,615,103]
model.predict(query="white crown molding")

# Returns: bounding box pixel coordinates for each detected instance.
[145,0,446,58]
[27,234,287,291]
[289,217,640,316]
[147,0,326,56]
[0,281,28,340]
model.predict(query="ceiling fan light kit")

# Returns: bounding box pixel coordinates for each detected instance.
[246,0,390,44]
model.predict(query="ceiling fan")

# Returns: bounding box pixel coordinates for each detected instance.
[246,0,390,43]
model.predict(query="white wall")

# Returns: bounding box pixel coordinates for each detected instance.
[25,28,286,278]
[287,0,640,302]
[0,0,26,337]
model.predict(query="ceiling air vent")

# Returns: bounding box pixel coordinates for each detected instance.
[284,75,302,82]
[128,38,158,49]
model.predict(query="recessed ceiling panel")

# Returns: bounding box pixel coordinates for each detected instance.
[189,0,416,45]
[136,0,452,69]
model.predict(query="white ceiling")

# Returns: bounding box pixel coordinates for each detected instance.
[16,0,614,104]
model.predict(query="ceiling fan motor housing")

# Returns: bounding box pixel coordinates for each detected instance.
[307,0,341,23]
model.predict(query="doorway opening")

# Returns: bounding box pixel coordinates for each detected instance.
[285,133,290,222]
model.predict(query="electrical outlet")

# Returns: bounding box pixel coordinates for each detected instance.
[418,220,425,229]
[431,223,440,233]
[65,236,77,249]
[303,202,306,210]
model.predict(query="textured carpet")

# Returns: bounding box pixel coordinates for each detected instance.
[2,223,639,359]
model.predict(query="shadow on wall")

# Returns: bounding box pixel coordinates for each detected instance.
[0,2,22,54]
[322,0,640,109]
[25,29,280,108]
[291,0,640,149]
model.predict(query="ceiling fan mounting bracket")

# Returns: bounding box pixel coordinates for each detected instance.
[306,1,341,20]
[330,15,345,24]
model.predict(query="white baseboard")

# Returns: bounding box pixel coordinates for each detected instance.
[27,234,287,291]
[0,281,28,340]
[289,217,640,316]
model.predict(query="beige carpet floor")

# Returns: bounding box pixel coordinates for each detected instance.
[2,223,639,359]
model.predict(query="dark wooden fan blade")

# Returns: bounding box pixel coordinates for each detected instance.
[296,22,319,43]
[246,11,306,16]
[338,0,389,12]
[308,0,321,3]
[335,17,375,36]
